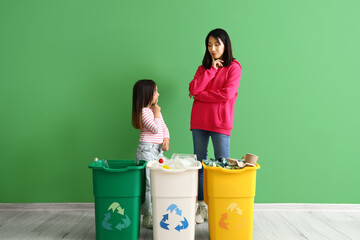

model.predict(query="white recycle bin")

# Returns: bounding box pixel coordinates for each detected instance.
[146,154,201,240]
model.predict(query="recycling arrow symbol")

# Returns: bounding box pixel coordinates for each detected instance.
[175,217,188,232]
[160,214,169,230]
[115,214,131,231]
[160,204,188,232]
[101,202,131,231]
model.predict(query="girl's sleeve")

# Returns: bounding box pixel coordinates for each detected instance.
[142,108,161,133]
[189,65,217,96]
[160,113,170,139]
[195,64,242,103]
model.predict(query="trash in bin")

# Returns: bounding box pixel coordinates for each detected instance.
[147,153,201,240]
[203,153,259,169]
[89,159,146,240]
[154,153,198,169]
[203,160,260,240]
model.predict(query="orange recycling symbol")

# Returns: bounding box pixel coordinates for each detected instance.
[219,202,248,230]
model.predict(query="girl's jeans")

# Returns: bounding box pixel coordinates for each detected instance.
[192,129,230,201]
[136,142,163,216]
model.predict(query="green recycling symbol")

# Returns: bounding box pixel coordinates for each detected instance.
[102,202,131,231]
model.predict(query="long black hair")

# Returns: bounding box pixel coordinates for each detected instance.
[202,28,234,69]
[132,79,156,129]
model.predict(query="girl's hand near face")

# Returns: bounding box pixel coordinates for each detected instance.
[162,137,170,151]
[212,56,223,70]
[152,103,161,118]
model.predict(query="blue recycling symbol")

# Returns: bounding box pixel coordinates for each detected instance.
[160,204,189,232]
[102,202,131,231]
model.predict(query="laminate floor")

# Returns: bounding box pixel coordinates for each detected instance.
[0,203,359,240]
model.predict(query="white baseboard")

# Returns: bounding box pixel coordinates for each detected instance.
[1,203,359,212]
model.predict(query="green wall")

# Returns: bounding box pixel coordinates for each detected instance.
[1,0,359,203]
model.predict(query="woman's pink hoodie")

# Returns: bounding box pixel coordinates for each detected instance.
[189,59,242,136]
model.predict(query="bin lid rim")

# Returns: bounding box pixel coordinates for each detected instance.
[202,162,260,172]
[146,160,202,172]
[89,159,147,172]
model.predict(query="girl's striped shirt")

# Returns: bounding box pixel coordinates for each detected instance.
[140,107,169,144]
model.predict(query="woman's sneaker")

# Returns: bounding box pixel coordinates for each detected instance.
[195,204,208,224]
[143,215,153,229]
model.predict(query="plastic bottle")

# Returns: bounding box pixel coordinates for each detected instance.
[94,157,99,166]
[93,157,109,168]
[157,156,187,169]
[171,153,197,168]
[157,156,171,169]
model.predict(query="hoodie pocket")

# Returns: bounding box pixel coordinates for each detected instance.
[218,104,223,122]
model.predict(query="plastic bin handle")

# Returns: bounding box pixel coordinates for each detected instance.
[159,168,187,173]
[101,166,131,173]
[89,163,144,173]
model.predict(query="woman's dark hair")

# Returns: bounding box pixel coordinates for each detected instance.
[202,28,234,69]
[132,79,156,129]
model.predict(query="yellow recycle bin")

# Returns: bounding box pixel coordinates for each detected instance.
[203,162,260,240]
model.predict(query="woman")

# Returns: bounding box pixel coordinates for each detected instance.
[189,28,242,224]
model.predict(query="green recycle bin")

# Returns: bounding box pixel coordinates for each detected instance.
[89,159,146,240]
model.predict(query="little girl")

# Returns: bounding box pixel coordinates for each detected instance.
[132,79,170,229]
